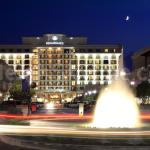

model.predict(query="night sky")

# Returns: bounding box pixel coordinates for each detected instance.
[0,0,150,69]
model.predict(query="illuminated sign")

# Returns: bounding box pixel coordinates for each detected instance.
[49,94,60,99]
[46,42,64,45]
[52,36,58,41]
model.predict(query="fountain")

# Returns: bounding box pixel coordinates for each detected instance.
[91,80,141,128]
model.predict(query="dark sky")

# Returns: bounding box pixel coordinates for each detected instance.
[0,0,150,69]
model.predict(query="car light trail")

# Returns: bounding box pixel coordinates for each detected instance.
[0,113,92,120]
[0,125,150,137]
[0,112,149,121]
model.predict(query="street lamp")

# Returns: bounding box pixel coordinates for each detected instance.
[85,93,88,96]
[130,81,135,86]
[93,90,97,94]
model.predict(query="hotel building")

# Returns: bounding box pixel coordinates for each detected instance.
[0,34,123,102]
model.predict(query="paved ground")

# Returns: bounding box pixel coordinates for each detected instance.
[0,141,35,150]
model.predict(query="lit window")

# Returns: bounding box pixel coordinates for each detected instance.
[16,55,22,59]
[88,71,93,75]
[33,71,38,75]
[32,60,38,65]
[88,55,93,59]
[105,49,109,52]
[33,76,38,80]
[72,81,75,86]
[88,60,93,64]
[33,65,38,70]
[9,55,13,59]
[33,49,38,53]
[72,65,76,69]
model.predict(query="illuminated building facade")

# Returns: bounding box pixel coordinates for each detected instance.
[0,34,123,102]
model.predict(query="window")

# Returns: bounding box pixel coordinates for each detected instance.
[25,55,29,59]
[64,49,70,53]
[16,55,22,59]
[25,49,30,52]
[111,65,117,70]
[103,65,109,70]
[111,55,116,59]
[64,65,69,69]
[95,60,101,64]
[80,55,85,59]
[72,81,75,86]
[88,76,93,80]
[96,76,100,80]
[88,55,93,59]
[88,49,93,53]
[24,60,30,64]
[80,71,85,75]
[1,49,5,52]
[72,65,76,69]
[95,65,101,70]
[96,55,100,59]
[71,60,76,64]
[64,55,69,58]
[103,71,109,75]
[96,49,101,53]
[111,60,117,64]
[111,71,116,75]
[16,60,22,64]
[17,49,21,52]
[80,76,85,80]
[79,65,85,70]
[71,76,76,80]
[24,65,30,70]
[40,76,46,80]
[88,60,93,64]
[80,60,85,64]
[33,71,38,75]
[103,60,109,64]
[104,56,108,59]
[96,71,101,75]
[16,65,22,70]
[104,49,108,52]
[72,71,76,75]
[8,60,14,64]
[32,76,38,81]
[88,71,93,75]
[33,65,38,70]
[1,55,5,59]
[87,65,93,70]
[9,55,13,59]
[33,60,38,65]
[64,60,69,64]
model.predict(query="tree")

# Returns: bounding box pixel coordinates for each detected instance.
[0,59,17,100]
[136,81,150,104]
[9,80,35,101]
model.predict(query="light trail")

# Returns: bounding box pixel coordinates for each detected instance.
[0,125,150,137]
[0,113,149,121]
[0,113,92,120]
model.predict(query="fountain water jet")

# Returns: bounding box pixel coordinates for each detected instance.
[91,80,141,128]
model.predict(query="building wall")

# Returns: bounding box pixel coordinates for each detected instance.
[0,53,33,83]
[0,34,123,102]
[76,53,121,92]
